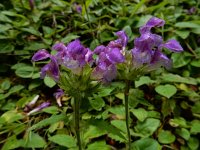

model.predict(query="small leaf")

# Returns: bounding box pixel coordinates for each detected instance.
[155,84,177,98]
[87,141,110,150]
[1,79,11,90]
[44,76,56,88]
[190,120,200,134]
[135,118,160,137]
[49,134,76,148]
[135,76,155,88]
[89,96,105,111]
[158,130,176,144]
[188,137,199,150]
[176,128,190,140]
[131,138,161,150]
[130,108,147,122]
[24,132,46,148]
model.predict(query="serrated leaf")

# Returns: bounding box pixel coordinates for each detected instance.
[29,114,67,131]
[49,134,76,148]
[24,132,46,148]
[155,84,177,98]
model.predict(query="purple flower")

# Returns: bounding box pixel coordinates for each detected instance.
[27,101,51,116]
[132,17,183,71]
[108,30,129,49]
[54,89,64,99]
[32,49,50,61]
[40,56,60,81]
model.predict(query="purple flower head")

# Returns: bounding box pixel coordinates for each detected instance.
[54,89,64,99]
[108,30,129,49]
[132,17,183,71]
[32,49,50,61]
[76,5,82,13]
[41,56,59,81]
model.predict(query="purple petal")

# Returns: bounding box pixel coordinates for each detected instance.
[49,56,60,81]
[148,50,172,71]
[85,48,94,64]
[40,64,50,79]
[131,48,153,68]
[67,39,86,56]
[139,17,165,34]
[115,30,129,47]
[103,64,117,82]
[94,45,106,55]
[40,56,60,81]
[54,89,64,99]
[146,17,165,27]
[163,39,183,52]
[52,43,67,52]
[106,48,125,63]
[32,49,50,61]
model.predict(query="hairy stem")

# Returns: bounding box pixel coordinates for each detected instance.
[74,96,82,150]
[124,80,131,150]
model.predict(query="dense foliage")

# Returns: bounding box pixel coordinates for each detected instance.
[0,0,200,150]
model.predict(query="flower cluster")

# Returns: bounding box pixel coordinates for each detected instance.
[32,17,183,84]
[131,17,183,72]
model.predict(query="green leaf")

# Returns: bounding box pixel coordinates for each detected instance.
[135,76,156,88]
[1,79,11,90]
[2,136,24,150]
[135,118,160,137]
[191,59,200,67]
[49,134,76,148]
[15,66,34,78]
[42,106,59,114]
[131,138,161,150]
[130,108,148,122]
[161,73,197,85]
[175,30,190,39]
[108,106,125,119]
[188,137,199,150]
[175,22,200,28]
[169,117,188,128]
[0,110,24,124]
[24,132,46,148]
[0,41,14,53]
[89,96,105,111]
[29,114,67,131]
[190,120,200,134]
[87,141,111,150]
[61,34,80,43]
[158,130,176,144]
[44,76,56,88]
[171,52,191,68]
[155,84,177,98]
[176,128,190,140]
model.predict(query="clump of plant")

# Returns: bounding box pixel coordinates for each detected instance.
[32,17,183,150]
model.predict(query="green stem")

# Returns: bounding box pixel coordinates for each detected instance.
[74,96,82,150]
[124,80,131,150]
